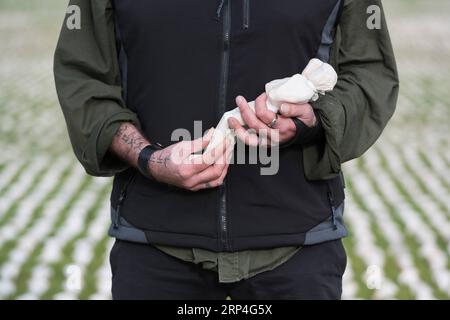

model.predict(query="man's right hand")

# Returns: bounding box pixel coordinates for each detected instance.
[148,129,232,192]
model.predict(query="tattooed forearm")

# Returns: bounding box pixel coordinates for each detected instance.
[110,122,150,167]
[119,124,148,155]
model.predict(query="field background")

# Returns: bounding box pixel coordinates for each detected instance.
[0,0,449,299]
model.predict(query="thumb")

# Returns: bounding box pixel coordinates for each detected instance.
[280,103,307,118]
[190,127,215,153]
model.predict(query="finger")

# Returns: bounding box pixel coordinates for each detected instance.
[190,163,230,191]
[214,136,233,166]
[202,136,228,165]
[236,96,267,131]
[228,116,244,131]
[279,103,310,118]
[182,128,218,171]
[258,135,270,148]
[189,136,233,191]
[209,162,230,188]
[257,127,278,147]
[280,103,317,127]
[224,136,234,165]
[187,161,227,190]
[254,94,277,126]
[188,130,231,173]
[188,127,215,154]
[215,162,230,184]
[266,127,282,146]
[273,117,296,140]
[228,117,259,147]
[214,134,234,167]
[240,95,278,140]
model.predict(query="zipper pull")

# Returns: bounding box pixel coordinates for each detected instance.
[215,0,227,21]
[243,0,250,29]
[113,193,126,229]
[331,205,338,230]
[328,191,338,230]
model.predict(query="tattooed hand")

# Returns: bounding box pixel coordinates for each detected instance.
[110,123,232,192]
[148,129,232,192]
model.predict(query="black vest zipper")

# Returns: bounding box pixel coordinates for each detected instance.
[217,0,231,251]
[113,172,137,229]
[243,0,250,29]
[327,181,338,230]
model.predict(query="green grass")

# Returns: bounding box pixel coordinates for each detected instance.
[341,231,373,299]
[0,163,51,232]
[397,148,450,220]
[78,235,110,299]
[40,183,111,299]
[375,148,450,268]
[6,165,82,298]
[359,157,449,299]
[346,175,415,299]
[418,151,450,194]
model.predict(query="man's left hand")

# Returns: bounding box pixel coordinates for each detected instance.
[228,93,317,147]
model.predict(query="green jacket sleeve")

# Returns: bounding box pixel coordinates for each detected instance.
[54,0,140,177]
[303,0,400,180]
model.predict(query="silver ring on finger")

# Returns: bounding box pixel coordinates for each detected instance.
[267,114,278,129]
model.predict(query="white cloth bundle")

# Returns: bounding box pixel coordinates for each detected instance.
[203,58,338,154]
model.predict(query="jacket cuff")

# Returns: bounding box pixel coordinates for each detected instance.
[280,110,324,149]
[82,110,141,177]
[302,95,346,180]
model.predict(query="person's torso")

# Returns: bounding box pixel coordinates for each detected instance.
[110,0,345,252]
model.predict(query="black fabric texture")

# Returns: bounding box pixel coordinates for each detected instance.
[110,239,346,300]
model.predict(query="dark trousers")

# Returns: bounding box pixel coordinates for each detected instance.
[110,239,347,300]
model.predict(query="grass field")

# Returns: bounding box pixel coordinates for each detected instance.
[0,0,449,299]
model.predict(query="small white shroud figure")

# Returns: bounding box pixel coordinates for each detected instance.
[202,58,338,154]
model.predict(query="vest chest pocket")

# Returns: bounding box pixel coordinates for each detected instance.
[238,0,339,35]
